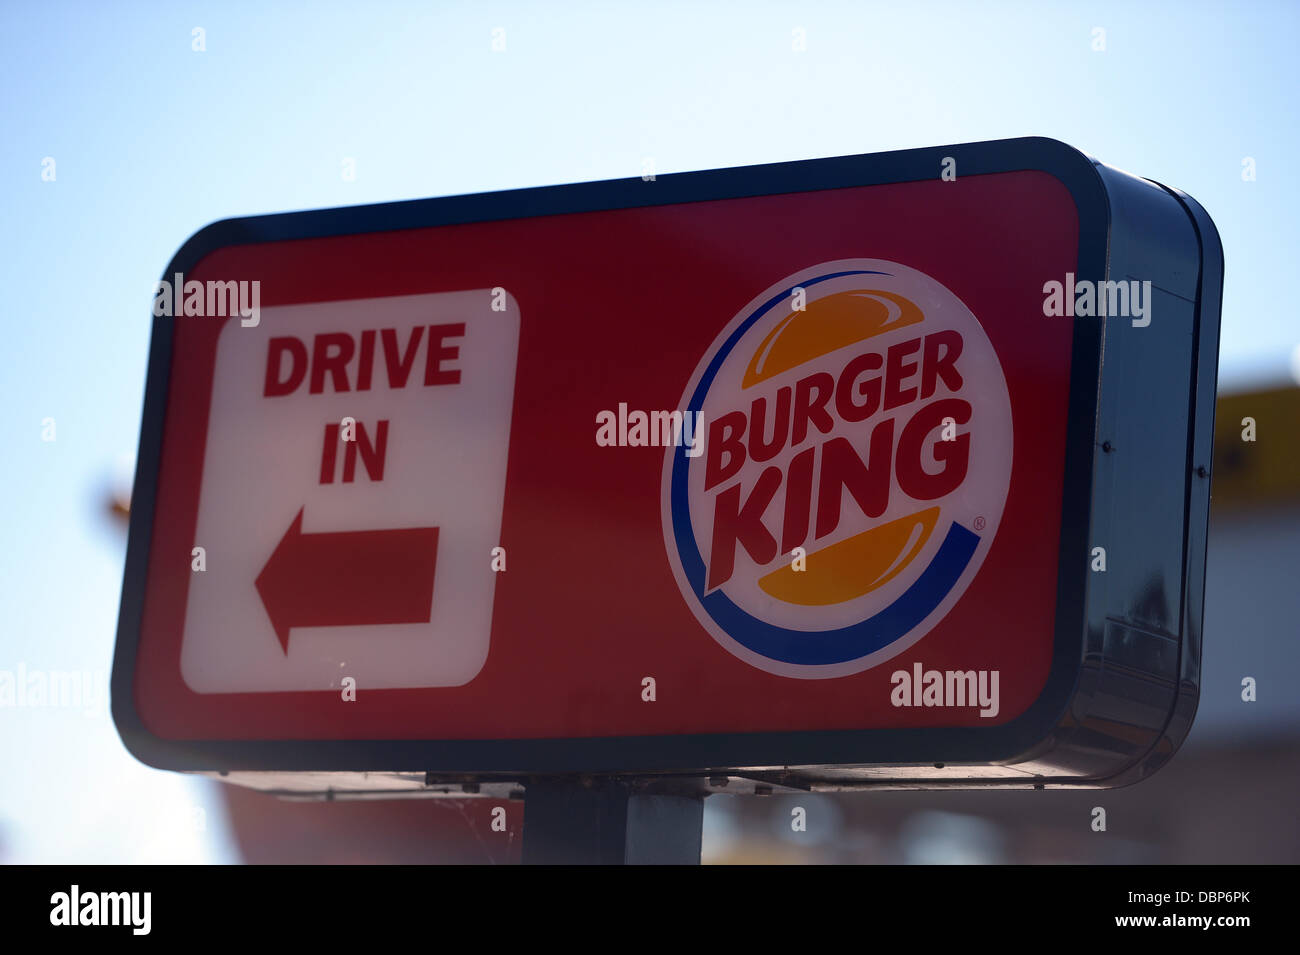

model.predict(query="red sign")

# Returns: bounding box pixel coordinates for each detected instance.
[114,138,1222,788]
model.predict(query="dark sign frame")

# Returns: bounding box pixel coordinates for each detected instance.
[112,137,1222,790]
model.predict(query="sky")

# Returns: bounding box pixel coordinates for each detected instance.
[1,0,1296,863]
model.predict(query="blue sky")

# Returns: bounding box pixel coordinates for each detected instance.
[1,0,1296,862]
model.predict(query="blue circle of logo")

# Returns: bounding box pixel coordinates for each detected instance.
[668,269,981,667]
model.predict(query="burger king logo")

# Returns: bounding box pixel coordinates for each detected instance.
[662,259,1013,678]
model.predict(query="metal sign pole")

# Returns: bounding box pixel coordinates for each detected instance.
[521,779,704,865]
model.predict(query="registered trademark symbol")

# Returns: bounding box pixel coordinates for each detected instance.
[974,516,986,530]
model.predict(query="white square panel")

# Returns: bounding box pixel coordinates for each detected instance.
[179,289,519,693]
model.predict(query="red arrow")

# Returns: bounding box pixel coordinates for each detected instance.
[255,508,439,654]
